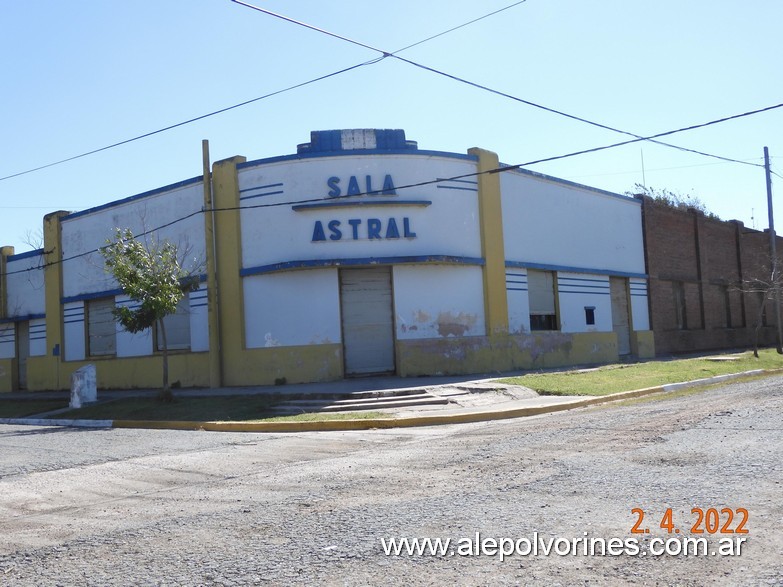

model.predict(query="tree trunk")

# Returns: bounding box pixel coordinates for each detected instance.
[753,297,766,359]
[158,318,173,403]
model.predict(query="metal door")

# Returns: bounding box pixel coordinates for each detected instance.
[340,267,395,375]
[610,277,631,356]
[17,321,30,390]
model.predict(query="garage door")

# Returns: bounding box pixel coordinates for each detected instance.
[340,267,395,375]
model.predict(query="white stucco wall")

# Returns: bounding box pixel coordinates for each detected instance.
[243,269,341,348]
[501,171,646,275]
[506,268,529,334]
[64,301,86,361]
[6,253,45,317]
[60,179,206,300]
[393,265,485,339]
[189,285,209,352]
[630,278,651,331]
[556,273,613,333]
[0,323,14,359]
[237,154,481,271]
[28,318,47,356]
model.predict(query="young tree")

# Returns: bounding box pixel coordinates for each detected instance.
[740,261,783,357]
[101,229,199,402]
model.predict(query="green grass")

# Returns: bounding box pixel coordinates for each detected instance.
[52,395,277,421]
[0,400,68,418]
[49,395,392,423]
[498,349,783,396]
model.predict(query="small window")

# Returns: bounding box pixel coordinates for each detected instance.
[528,269,558,331]
[156,298,190,351]
[585,306,596,326]
[87,298,117,356]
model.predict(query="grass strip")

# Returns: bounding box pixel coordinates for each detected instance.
[498,349,783,396]
[0,400,69,418]
[48,395,393,423]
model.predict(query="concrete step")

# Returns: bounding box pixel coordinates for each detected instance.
[269,392,450,414]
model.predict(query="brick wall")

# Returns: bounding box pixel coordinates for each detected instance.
[640,196,782,354]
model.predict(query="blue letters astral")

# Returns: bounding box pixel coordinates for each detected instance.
[312,218,416,242]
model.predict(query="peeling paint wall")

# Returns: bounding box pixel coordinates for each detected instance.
[394,265,485,339]
[397,331,619,377]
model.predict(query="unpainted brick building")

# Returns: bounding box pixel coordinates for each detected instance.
[639,195,782,355]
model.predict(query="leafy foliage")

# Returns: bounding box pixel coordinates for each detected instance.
[628,183,719,220]
[102,229,198,334]
[101,229,200,400]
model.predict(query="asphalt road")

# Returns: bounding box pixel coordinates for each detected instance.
[0,375,781,586]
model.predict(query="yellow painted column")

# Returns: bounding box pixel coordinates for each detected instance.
[0,246,13,319]
[0,247,14,391]
[211,156,246,386]
[469,148,509,336]
[40,211,69,389]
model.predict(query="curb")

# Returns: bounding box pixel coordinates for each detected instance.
[1,368,779,433]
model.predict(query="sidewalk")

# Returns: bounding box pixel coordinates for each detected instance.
[0,368,772,433]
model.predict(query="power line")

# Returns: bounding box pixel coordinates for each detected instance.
[0,58,385,183]
[0,1,525,184]
[234,0,766,170]
[392,0,528,53]
[7,102,779,279]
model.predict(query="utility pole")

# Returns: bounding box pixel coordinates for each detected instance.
[764,146,783,353]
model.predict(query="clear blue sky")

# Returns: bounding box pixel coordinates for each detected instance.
[2,0,781,253]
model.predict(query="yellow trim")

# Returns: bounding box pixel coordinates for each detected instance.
[397,331,618,376]
[0,246,13,320]
[39,212,70,390]
[214,344,343,386]
[211,156,248,386]
[0,358,16,392]
[631,330,655,358]
[26,352,211,391]
[469,148,509,336]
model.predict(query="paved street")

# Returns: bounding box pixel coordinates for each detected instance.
[0,376,781,586]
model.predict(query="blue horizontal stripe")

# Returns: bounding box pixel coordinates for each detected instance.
[64,319,85,325]
[436,185,477,192]
[238,149,478,170]
[0,313,47,324]
[506,287,528,292]
[241,255,485,276]
[239,190,285,201]
[62,288,124,304]
[62,176,204,222]
[506,260,647,280]
[558,276,609,284]
[239,182,284,193]
[7,248,44,262]
[437,177,478,185]
[292,199,432,211]
[190,303,208,309]
[558,290,611,295]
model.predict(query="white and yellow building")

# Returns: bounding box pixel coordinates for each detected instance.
[0,129,654,392]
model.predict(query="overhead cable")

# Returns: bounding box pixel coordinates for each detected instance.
[234,0,767,169]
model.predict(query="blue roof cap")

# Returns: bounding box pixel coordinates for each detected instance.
[297,129,418,154]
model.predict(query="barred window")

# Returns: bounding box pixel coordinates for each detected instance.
[528,270,558,331]
[156,298,190,351]
[88,298,117,356]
